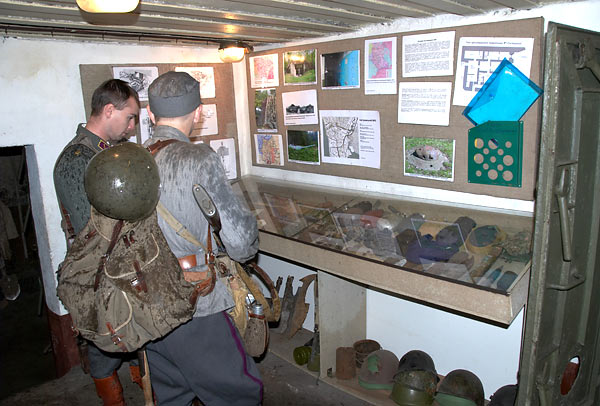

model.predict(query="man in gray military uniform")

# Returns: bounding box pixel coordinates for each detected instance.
[144,71,262,405]
[53,79,141,405]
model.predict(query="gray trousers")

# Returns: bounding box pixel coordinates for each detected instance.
[146,311,263,406]
[88,340,137,379]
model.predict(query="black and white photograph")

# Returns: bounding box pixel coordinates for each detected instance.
[112,66,159,101]
[138,107,154,144]
[282,89,318,126]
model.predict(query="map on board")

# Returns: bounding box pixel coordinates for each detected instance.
[322,116,360,159]
[368,40,393,79]
[453,37,534,106]
[255,133,283,166]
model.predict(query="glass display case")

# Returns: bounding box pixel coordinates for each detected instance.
[233,175,534,326]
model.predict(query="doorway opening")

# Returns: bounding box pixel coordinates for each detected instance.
[0,145,55,400]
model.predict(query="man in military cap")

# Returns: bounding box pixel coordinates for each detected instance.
[53,78,141,405]
[144,71,261,405]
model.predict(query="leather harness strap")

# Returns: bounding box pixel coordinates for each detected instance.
[147,138,216,300]
[146,139,179,155]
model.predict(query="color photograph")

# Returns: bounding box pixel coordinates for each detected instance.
[287,130,319,165]
[321,50,360,89]
[403,136,455,182]
[254,88,277,131]
[284,49,317,85]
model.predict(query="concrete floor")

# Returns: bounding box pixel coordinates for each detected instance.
[0,258,373,406]
[0,349,373,406]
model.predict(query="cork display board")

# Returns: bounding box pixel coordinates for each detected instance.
[80,62,240,180]
[246,18,544,201]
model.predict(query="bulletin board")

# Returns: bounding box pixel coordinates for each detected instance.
[79,62,241,180]
[246,18,544,201]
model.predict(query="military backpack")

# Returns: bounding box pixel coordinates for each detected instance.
[56,206,199,353]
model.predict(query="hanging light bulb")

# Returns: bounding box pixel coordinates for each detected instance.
[218,42,252,63]
[76,0,139,13]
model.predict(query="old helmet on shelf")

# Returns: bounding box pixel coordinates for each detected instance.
[84,142,160,222]
[390,350,439,406]
[391,369,438,406]
[396,350,439,377]
[358,349,399,391]
[435,369,485,406]
[489,384,517,406]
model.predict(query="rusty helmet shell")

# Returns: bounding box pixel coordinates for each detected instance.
[84,142,160,222]
[358,349,399,390]
[436,369,484,406]
[396,350,438,377]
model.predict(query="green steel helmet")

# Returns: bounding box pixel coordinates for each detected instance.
[84,142,160,222]
[358,349,399,391]
[489,384,517,406]
[390,369,437,406]
[396,350,438,378]
[435,369,485,406]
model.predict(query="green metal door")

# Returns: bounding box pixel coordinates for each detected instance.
[518,23,600,406]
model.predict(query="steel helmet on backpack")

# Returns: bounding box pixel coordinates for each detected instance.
[84,142,160,222]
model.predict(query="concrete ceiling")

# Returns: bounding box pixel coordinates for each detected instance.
[0,0,569,46]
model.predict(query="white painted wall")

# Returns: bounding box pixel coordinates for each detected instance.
[0,36,225,314]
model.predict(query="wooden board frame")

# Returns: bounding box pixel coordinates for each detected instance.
[246,18,544,201]
[80,62,240,180]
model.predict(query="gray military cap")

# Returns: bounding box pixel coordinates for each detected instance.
[148,71,202,118]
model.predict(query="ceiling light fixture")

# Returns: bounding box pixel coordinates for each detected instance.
[76,0,139,13]
[218,41,253,63]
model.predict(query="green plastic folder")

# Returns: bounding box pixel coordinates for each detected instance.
[468,121,523,187]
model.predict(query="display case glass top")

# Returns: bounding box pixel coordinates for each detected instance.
[233,175,534,324]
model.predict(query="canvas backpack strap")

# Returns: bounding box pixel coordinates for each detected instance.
[156,202,207,251]
[155,202,216,298]
[94,219,124,291]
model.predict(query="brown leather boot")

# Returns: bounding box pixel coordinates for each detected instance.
[129,365,143,390]
[93,370,126,406]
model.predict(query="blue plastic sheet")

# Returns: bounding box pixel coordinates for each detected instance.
[463,58,542,126]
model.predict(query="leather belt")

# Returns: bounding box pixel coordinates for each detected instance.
[178,254,199,270]
[178,254,216,302]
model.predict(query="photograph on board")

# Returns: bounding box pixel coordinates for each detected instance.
[284,49,317,85]
[321,50,360,89]
[287,129,320,165]
[403,136,455,182]
[250,53,279,88]
[112,66,158,101]
[254,88,277,132]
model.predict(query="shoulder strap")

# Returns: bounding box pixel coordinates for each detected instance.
[156,202,209,252]
[147,139,179,156]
